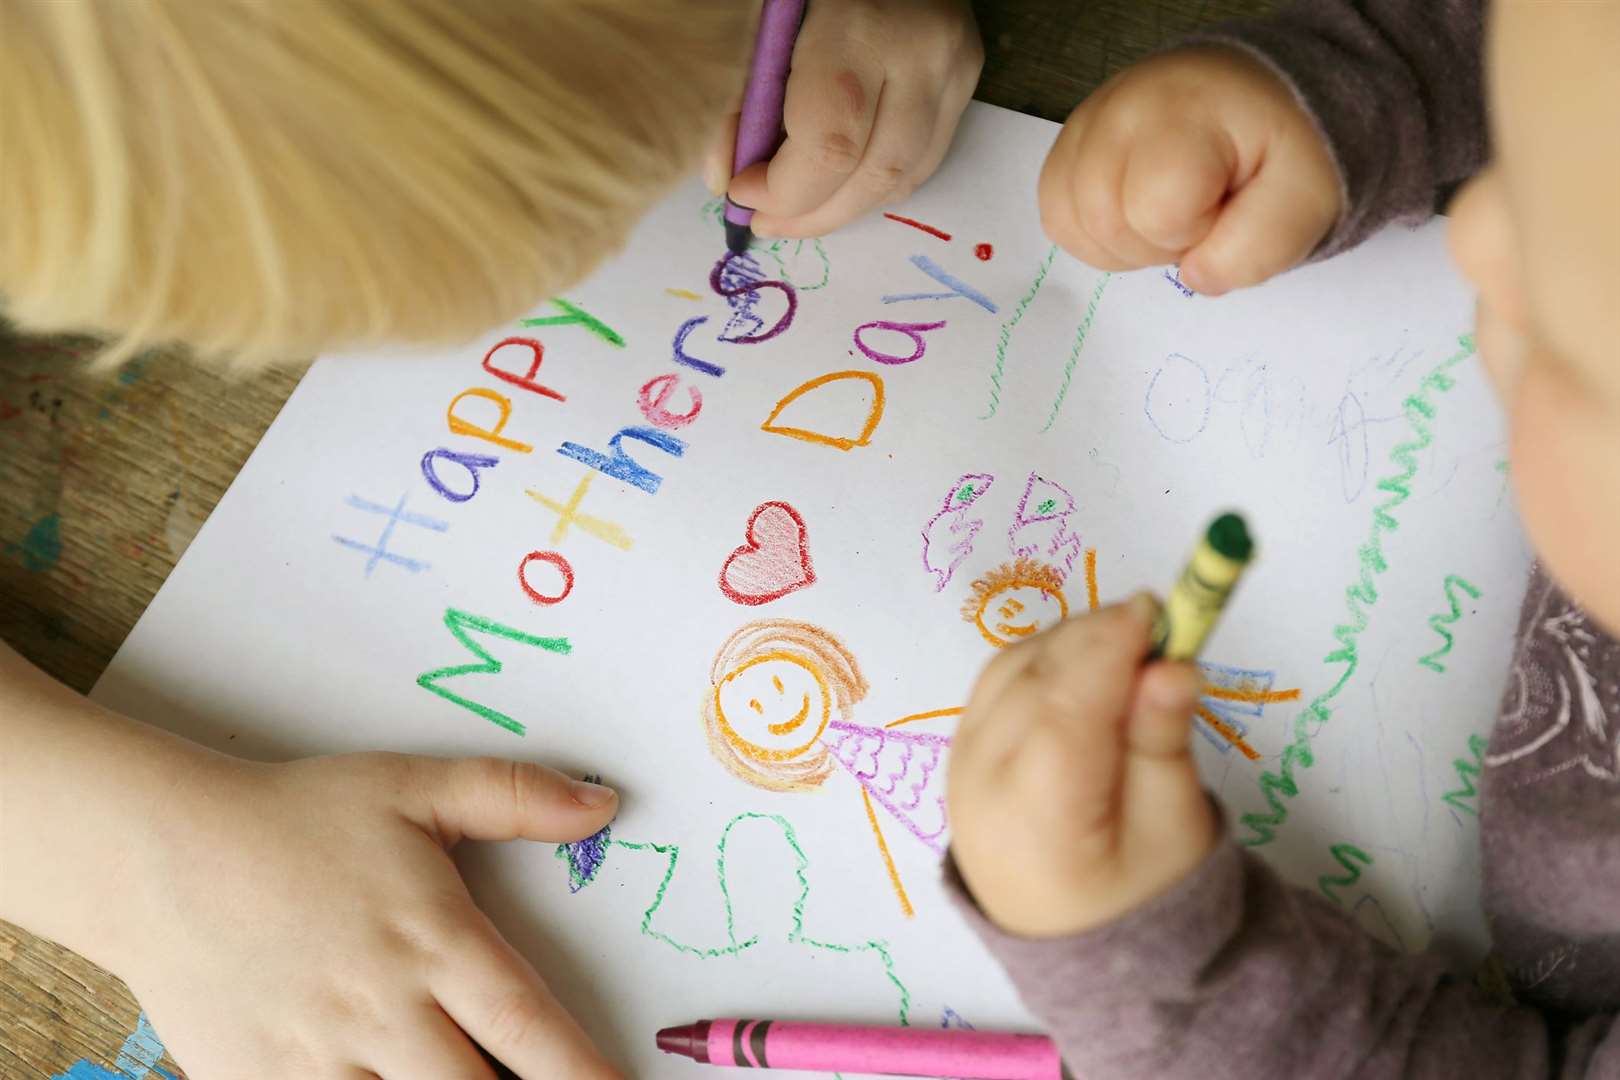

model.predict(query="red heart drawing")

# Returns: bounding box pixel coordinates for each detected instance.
[720,501,816,606]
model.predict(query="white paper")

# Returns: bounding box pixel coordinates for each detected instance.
[94,102,1532,1077]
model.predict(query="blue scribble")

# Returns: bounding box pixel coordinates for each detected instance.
[882,255,998,313]
[332,493,449,577]
[1144,354,1212,444]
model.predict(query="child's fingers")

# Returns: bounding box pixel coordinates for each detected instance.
[1124,661,1204,759]
[435,921,619,1080]
[1178,139,1340,295]
[1120,123,1234,253]
[728,55,884,219]
[407,757,618,847]
[368,1003,497,1080]
[1119,662,1210,845]
[747,80,940,238]
[1041,120,1173,271]
[703,110,741,197]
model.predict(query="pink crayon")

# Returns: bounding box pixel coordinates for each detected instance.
[656,1019,1065,1079]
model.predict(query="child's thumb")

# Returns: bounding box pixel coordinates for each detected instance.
[1126,662,1203,760]
[412,757,618,846]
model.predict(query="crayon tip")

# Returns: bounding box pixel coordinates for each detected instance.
[1207,512,1253,561]
[657,1024,700,1059]
[725,219,753,254]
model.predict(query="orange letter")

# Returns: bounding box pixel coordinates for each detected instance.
[448,387,533,453]
[761,370,885,451]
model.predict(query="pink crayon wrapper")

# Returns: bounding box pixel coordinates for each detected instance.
[705,1019,1063,1079]
[725,0,806,228]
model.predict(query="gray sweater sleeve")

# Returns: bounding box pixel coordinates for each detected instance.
[948,837,1620,1078]
[1191,0,1488,258]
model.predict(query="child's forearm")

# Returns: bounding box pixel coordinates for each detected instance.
[0,641,213,968]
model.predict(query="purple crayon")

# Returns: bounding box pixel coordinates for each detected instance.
[724,0,807,254]
[658,1018,1065,1079]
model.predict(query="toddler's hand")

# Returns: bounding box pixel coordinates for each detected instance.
[116,752,621,1079]
[1039,46,1343,296]
[706,0,982,239]
[948,595,1216,938]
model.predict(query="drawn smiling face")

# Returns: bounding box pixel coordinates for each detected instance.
[714,651,832,762]
[962,558,1070,648]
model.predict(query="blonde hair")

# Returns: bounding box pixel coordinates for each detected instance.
[0,0,753,372]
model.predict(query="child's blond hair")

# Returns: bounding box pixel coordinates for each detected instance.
[0,0,753,371]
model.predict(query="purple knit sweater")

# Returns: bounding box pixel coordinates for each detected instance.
[950,3,1620,1075]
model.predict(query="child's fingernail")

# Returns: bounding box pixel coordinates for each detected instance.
[570,778,616,807]
[1127,591,1160,622]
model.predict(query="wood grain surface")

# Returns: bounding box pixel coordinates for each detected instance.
[0,2,1272,1074]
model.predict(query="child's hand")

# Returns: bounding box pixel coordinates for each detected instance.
[948,595,1216,938]
[117,751,622,1079]
[705,0,981,239]
[1039,46,1344,296]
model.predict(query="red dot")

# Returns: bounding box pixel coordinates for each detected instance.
[974,243,994,261]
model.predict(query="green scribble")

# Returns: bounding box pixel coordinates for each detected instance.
[520,298,625,348]
[764,239,832,290]
[1041,272,1114,434]
[1441,733,1490,816]
[1239,336,1475,847]
[1036,498,1057,515]
[698,199,832,289]
[5,512,62,572]
[981,245,1056,419]
[586,813,911,1025]
[1419,575,1483,673]
[416,609,570,735]
[954,483,977,503]
[1318,842,1374,905]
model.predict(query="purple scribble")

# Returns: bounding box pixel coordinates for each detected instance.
[1162,266,1195,298]
[710,252,797,343]
[1007,473,1082,579]
[822,722,951,852]
[561,826,611,893]
[921,473,994,591]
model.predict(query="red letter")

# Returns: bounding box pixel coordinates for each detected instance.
[518,551,575,605]
[483,337,564,402]
[637,373,704,429]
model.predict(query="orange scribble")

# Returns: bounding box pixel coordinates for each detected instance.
[702,620,866,793]
[665,288,702,301]
[1085,548,1100,612]
[761,370,886,451]
[886,707,963,729]
[1195,705,1262,761]
[962,558,1069,648]
[860,788,915,918]
[1204,685,1302,705]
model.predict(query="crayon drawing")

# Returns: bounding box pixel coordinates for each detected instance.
[701,620,955,915]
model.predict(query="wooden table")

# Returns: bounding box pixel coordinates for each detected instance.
[0,1,1271,1074]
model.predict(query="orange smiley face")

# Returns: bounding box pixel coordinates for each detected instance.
[713,650,832,762]
[962,558,1070,648]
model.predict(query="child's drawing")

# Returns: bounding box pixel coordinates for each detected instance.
[960,557,1070,648]
[719,501,816,606]
[921,473,995,591]
[1006,472,1083,579]
[701,620,955,915]
[557,811,911,1023]
[1195,663,1300,762]
[761,370,886,451]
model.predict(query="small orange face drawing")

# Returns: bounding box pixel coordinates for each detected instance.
[703,620,869,793]
[962,558,1070,647]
